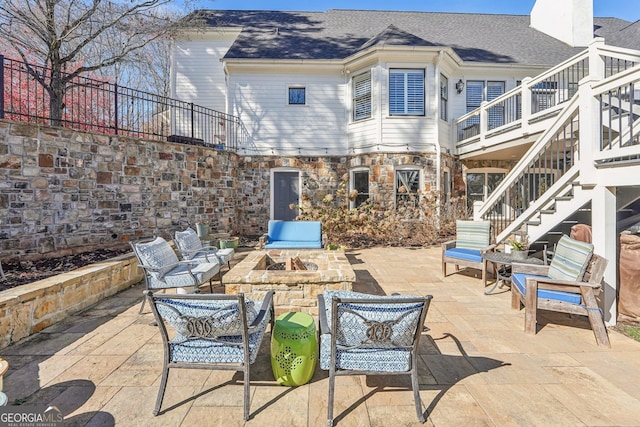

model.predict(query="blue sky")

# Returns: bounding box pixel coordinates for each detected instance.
[195,1,640,22]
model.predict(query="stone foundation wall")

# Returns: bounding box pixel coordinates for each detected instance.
[1,120,464,258]
[0,254,142,349]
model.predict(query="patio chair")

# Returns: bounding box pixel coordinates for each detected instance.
[442,220,495,287]
[318,290,433,426]
[131,237,221,312]
[145,290,275,419]
[511,234,610,347]
[174,227,235,270]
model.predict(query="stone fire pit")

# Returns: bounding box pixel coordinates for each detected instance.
[223,249,356,316]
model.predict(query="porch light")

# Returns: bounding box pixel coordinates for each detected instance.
[456,79,465,94]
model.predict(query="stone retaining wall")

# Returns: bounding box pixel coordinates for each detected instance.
[0,119,450,259]
[0,120,240,259]
[0,254,142,349]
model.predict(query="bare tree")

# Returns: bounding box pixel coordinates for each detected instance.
[0,0,195,125]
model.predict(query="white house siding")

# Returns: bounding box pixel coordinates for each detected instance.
[375,63,439,152]
[171,32,238,138]
[227,69,348,156]
[348,118,379,153]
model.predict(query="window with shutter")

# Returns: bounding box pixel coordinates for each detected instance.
[389,69,424,116]
[487,81,505,129]
[466,80,505,128]
[466,81,484,125]
[353,72,372,121]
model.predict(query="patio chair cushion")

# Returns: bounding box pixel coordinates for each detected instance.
[174,228,203,260]
[135,237,179,280]
[156,297,258,338]
[149,261,220,289]
[319,336,411,372]
[455,220,490,250]
[512,273,582,304]
[443,247,483,263]
[547,235,593,282]
[322,290,423,349]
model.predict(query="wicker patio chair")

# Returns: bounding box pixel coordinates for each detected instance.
[131,237,221,312]
[174,227,235,270]
[145,290,275,419]
[318,290,433,426]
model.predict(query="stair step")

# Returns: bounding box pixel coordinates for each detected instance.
[540,209,555,214]
[526,220,541,226]
[562,220,579,224]
[548,231,563,235]
[555,196,573,201]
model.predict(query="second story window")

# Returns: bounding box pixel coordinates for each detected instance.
[288,87,306,105]
[466,80,505,128]
[389,69,424,116]
[440,74,448,121]
[353,72,372,121]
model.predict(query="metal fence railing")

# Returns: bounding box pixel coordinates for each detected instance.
[0,54,250,151]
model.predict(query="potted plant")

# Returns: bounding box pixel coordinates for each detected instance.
[507,235,529,260]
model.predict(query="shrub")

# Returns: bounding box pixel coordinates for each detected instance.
[295,178,469,248]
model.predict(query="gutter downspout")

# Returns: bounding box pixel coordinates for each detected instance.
[434,51,444,221]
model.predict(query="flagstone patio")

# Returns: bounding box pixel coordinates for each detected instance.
[2,246,640,426]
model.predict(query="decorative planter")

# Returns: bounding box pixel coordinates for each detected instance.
[220,236,239,250]
[195,223,209,238]
[511,250,527,260]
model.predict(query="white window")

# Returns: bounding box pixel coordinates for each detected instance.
[466,80,505,128]
[395,169,421,208]
[440,74,448,121]
[350,169,370,208]
[389,69,424,116]
[288,87,306,105]
[353,72,372,121]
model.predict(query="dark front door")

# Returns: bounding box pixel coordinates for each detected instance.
[273,171,299,220]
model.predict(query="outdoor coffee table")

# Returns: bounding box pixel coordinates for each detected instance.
[482,251,544,295]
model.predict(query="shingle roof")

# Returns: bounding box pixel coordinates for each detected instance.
[196,9,636,66]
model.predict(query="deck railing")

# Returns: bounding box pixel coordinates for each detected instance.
[455,41,640,148]
[0,54,252,152]
[475,53,640,243]
[596,64,640,165]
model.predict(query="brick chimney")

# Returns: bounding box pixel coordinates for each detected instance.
[530,0,594,47]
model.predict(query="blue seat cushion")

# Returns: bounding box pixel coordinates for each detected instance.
[444,247,483,263]
[265,240,322,249]
[511,273,582,304]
